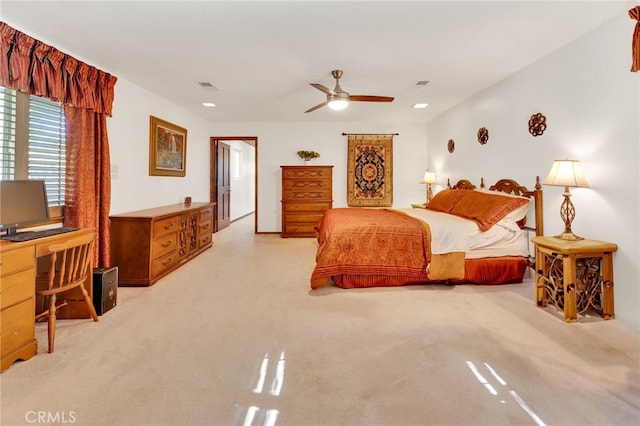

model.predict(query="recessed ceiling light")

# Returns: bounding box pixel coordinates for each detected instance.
[202,102,216,107]
[413,103,429,109]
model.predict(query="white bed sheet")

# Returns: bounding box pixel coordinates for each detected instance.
[397,207,529,259]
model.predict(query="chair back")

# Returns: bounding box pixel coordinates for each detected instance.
[40,233,94,295]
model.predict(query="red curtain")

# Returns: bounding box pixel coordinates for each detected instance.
[0,22,117,266]
[631,6,640,72]
[64,107,112,267]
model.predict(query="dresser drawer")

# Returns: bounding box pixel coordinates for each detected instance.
[1,268,35,310]
[282,189,332,202]
[199,232,212,248]
[154,216,179,237]
[151,250,177,278]
[0,246,34,276]
[284,212,325,224]
[199,218,212,235]
[282,168,332,179]
[283,223,318,235]
[1,298,35,356]
[200,206,213,222]
[152,232,178,258]
[282,178,331,190]
[283,202,332,212]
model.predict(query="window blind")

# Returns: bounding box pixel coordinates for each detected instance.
[0,87,66,208]
[0,87,17,180]
[28,95,66,207]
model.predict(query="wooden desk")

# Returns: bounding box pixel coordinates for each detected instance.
[0,228,95,372]
[532,236,617,322]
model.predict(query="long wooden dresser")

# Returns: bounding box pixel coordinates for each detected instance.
[281,165,333,237]
[110,202,214,286]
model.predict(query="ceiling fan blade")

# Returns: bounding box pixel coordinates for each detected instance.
[304,101,328,113]
[349,95,394,103]
[310,83,335,95]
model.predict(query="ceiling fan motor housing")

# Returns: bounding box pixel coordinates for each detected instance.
[329,92,349,102]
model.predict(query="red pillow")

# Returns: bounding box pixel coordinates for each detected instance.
[449,190,530,231]
[425,189,471,213]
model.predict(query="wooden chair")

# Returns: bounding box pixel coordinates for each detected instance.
[35,233,99,353]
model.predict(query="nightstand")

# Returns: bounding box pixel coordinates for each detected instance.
[531,236,618,322]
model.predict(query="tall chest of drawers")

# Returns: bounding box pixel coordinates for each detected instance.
[281,165,333,237]
[110,202,214,286]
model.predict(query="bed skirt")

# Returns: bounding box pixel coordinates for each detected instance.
[327,256,528,289]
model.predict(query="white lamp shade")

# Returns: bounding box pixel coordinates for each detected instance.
[543,160,590,188]
[328,100,349,110]
[422,171,437,184]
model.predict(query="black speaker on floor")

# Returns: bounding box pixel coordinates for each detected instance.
[92,267,118,315]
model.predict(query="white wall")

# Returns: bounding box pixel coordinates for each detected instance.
[207,122,428,232]
[108,85,428,230]
[427,13,639,330]
[228,140,255,220]
[108,79,214,215]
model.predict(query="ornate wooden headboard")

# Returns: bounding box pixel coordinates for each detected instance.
[485,177,543,237]
[446,176,543,237]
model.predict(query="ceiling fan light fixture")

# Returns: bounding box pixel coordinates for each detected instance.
[327,92,349,111]
[328,99,349,110]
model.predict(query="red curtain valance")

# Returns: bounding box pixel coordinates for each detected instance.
[631,6,640,72]
[0,22,117,115]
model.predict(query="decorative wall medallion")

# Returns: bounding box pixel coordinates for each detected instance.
[447,139,455,153]
[477,127,489,145]
[528,113,547,137]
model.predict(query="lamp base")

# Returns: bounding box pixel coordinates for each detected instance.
[554,231,584,241]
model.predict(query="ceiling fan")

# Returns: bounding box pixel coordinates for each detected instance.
[304,70,394,113]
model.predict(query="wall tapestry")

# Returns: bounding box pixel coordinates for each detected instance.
[346,134,393,207]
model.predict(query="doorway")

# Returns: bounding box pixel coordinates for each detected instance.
[210,136,257,233]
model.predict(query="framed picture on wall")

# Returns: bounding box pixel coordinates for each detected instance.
[149,115,187,177]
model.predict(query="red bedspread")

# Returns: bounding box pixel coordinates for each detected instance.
[310,208,528,289]
[310,208,432,289]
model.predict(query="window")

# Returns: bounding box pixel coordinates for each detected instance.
[0,86,66,220]
[0,88,16,179]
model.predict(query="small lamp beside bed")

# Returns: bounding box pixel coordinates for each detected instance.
[421,171,438,205]
[543,159,590,241]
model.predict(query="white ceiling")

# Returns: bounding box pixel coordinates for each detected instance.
[1,1,632,123]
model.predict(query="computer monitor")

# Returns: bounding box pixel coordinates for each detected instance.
[0,180,50,236]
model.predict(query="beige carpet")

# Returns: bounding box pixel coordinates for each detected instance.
[1,215,639,426]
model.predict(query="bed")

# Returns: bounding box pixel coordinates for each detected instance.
[310,177,543,289]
